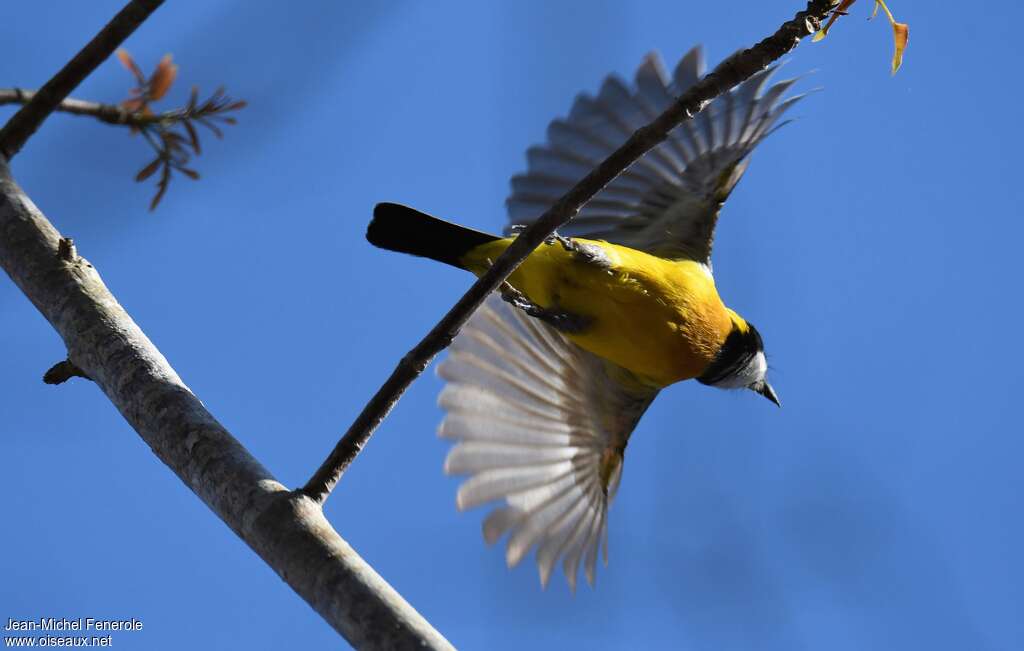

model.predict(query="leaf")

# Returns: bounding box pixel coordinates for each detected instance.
[116,49,145,84]
[150,165,171,211]
[183,120,201,154]
[179,168,200,180]
[135,158,162,182]
[890,21,909,74]
[196,117,223,139]
[149,54,178,100]
[225,100,248,111]
[813,0,909,74]
[870,1,909,74]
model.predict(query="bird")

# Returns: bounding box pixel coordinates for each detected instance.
[366,46,805,590]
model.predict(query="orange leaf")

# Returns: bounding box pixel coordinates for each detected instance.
[871,1,909,75]
[813,0,909,75]
[891,21,909,74]
[149,54,178,101]
[116,49,145,84]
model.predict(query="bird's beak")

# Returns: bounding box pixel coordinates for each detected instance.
[753,381,781,408]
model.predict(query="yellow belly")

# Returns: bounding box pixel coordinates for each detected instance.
[462,238,734,388]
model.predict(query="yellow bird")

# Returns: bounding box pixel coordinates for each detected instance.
[367,47,801,590]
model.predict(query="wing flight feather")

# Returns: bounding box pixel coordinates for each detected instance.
[505,46,806,264]
[438,296,656,589]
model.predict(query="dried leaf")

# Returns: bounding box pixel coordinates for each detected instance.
[135,158,162,182]
[111,54,248,211]
[890,21,909,74]
[150,165,171,211]
[196,117,223,139]
[116,49,145,84]
[183,120,201,154]
[812,0,909,74]
[149,54,178,100]
[870,1,909,74]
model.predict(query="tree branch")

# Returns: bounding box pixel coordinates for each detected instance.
[0,0,840,644]
[0,0,452,646]
[300,0,841,504]
[0,158,453,649]
[0,89,160,128]
[0,0,164,160]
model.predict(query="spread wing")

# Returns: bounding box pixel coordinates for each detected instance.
[506,46,807,264]
[438,295,657,590]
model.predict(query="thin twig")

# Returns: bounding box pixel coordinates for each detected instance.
[0,0,164,159]
[301,0,841,504]
[0,89,158,128]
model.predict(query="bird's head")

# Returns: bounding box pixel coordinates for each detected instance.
[697,312,780,407]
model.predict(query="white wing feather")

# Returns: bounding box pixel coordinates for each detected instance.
[438,296,655,589]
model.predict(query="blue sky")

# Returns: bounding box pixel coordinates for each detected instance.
[2,1,1020,649]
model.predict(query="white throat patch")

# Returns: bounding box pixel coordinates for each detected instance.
[711,351,767,389]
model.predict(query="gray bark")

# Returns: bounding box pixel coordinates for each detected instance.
[0,158,453,650]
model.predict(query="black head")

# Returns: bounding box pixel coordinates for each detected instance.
[697,321,779,407]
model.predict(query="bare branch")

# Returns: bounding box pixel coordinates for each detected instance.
[300,0,842,504]
[0,157,453,650]
[0,0,450,644]
[0,81,245,211]
[0,0,164,159]
[1,0,841,643]
[0,89,151,127]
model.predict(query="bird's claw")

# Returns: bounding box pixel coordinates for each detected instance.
[509,225,576,253]
[499,283,537,314]
[544,231,576,252]
[499,283,591,334]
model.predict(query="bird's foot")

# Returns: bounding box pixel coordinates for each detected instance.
[544,231,576,252]
[510,226,589,260]
[499,283,592,334]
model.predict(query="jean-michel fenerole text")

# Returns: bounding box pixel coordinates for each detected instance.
[5,618,143,632]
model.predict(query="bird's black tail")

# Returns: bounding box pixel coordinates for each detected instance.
[367,203,500,269]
